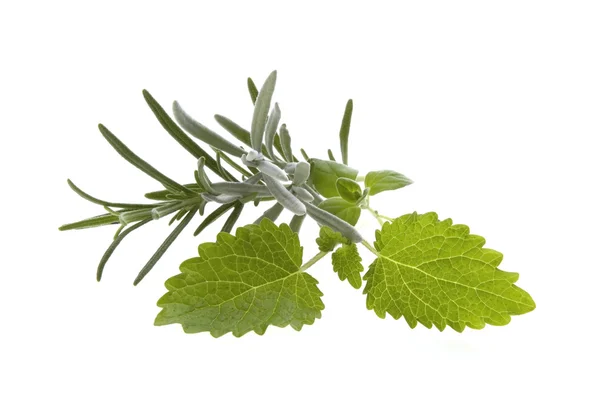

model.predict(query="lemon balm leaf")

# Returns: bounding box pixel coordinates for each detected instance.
[363,212,536,331]
[332,243,363,289]
[309,159,358,198]
[365,170,413,196]
[316,226,350,252]
[335,177,362,203]
[319,197,361,226]
[155,220,324,337]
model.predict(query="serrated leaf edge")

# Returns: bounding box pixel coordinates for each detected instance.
[363,212,536,332]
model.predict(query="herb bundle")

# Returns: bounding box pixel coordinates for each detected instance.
[60,71,535,337]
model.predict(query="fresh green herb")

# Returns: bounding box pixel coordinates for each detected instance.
[318,197,361,226]
[363,212,536,330]
[364,170,413,196]
[60,71,535,337]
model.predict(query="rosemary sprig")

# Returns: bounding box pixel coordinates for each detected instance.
[60,70,360,285]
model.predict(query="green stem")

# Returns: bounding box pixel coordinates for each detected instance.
[299,251,328,272]
[361,240,379,257]
[365,205,393,226]
[366,207,385,226]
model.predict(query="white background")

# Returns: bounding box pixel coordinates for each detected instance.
[1,1,599,397]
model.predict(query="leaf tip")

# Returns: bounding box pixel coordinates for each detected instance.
[529,298,537,312]
[154,311,168,327]
[172,100,181,113]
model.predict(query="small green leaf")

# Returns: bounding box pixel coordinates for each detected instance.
[255,202,284,224]
[300,184,323,205]
[365,170,413,196]
[145,190,175,201]
[151,201,185,220]
[264,104,281,160]
[247,77,258,104]
[173,101,246,157]
[119,208,153,224]
[292,162,311,186]
[213,116,272,163]
[318,197,361,226]
[155,220,324,337]
[133,207,198,285]
[263,174,306,216]
[97,219,151,281]
[67,179,156,209]
[309,159,358,198]
[144,184,201,201]
[214,150,252,178]
[327,149,336,161]
[364,212,536,331]
[169,209,188,226]
[332,243,363,289]
[305,202,363,243]
[211,181,271,197]
[59,213,120,231]
[215,152,235,182]
[356,187,370,207]
[273,133,292,161]
[256,159,289,182]
[98,124,194,195]
[251,71,277,152]
[339,99,353,165]
[335,177,362,203]
[214,114,252,147]
[221,202,244,233]
[316,226,349,252]
[279,124,293,162]
[142,90,221,173]
[291,186,314,202]
[300,148,310,161]
[193,202,236,236]
[196,158,218,194]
